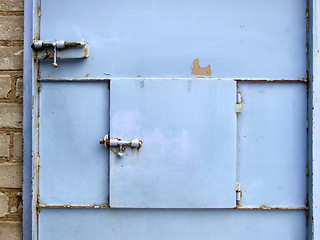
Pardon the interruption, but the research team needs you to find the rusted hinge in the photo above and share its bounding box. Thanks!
[236,181,242,204]
[235,92,242,113]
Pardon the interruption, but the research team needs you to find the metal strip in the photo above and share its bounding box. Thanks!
[235,206,307,210]
[38,77,308,82]
[308,1,320,239]
[38,203,306,210]
[22,0,33,239]
[38,203,110,209]
[31,0,41,240]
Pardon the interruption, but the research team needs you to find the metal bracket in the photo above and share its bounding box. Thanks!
[100,134,143,158]
[31,39,89,68]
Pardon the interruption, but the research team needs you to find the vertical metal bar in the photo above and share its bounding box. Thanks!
[308,1,320,239]
[31,0,41,239]
[23,0,33,239]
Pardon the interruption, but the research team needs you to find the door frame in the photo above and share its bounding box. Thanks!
[22,0,320,239]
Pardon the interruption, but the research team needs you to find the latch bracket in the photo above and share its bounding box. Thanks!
[31,39,89,68]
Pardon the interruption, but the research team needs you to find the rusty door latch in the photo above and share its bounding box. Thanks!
[100,134,143,158]
[31,39,89,68]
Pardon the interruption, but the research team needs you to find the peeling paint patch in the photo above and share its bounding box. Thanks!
[191,58,212,76]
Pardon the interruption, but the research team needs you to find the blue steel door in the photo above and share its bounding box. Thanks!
[35,0,307,239]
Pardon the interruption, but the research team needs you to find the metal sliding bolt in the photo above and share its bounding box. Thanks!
[52,43,58,68]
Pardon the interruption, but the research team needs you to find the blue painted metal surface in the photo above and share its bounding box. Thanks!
[110,80,236,208]
[23,0,34,239]
[307,1,320,238]
[38,0,306,79]
[237,82,307,208]
[39,82,109,204]
[23,0,320,239]
[39,209,306,240]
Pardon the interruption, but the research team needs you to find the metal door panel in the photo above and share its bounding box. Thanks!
[39,208,306,240]
[39,82,109,204]
[237,82,307,208]
[27,0,313,239]
[109,80,236,208]
[39,0,306,79]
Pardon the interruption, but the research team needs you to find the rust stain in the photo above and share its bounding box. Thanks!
[236,190,242,198]
[234,205,307,210]
[37,5,41,16]
[138,140,144,149]
[259,205,271,209]
[67,42,83,47]
[235,204,244,208]
[99,138,110,148]
[83,45,89,58]
[191,58,212,76]
[136,143,142,159]
[38,83,42,93]
[136,140,143,158]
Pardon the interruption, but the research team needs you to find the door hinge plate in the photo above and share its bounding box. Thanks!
[236,181,242,204]
[235,92,242,113]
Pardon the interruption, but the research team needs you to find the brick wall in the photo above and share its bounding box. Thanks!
[0,0,24,239]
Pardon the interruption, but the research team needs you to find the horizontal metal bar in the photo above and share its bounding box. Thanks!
[38,203,306,210]
[32,40,87,49]
[38,77,308,82]
[38,203,110,209]
[235,206,307,210]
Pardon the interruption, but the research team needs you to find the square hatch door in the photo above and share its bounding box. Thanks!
[109,80,236,208]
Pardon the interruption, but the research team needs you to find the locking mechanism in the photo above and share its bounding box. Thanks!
[31,39,89,68]
[100,134,143,158]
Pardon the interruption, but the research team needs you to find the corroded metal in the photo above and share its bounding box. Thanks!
[31,1,41,240]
